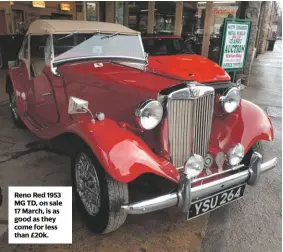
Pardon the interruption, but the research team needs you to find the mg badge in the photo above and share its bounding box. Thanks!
[191,88,200,97]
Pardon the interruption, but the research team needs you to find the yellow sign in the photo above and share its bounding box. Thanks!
[60,3,71,11]
[32,1,45,8]
[10,1,14,5]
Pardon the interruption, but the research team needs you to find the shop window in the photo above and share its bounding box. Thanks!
[128,15,137,30]
[12,9,25,34]
[87,2,99,21]
[30,35,49,77]
[128,1,177,33]
[128,1,148,31]
[115,2,124,25]
[139,15,147,31]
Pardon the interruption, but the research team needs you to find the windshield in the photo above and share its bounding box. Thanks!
[53,33,145,62]
[142,38,194,56]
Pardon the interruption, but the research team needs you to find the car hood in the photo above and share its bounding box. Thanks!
[59,61,180,95]
[147,54,231,83]
[59,56,230,97]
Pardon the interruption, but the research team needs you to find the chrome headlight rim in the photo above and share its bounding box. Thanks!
[227,143,245,166]
[135,99,163,130]
[184,154,204,179]
[219,87,241,113]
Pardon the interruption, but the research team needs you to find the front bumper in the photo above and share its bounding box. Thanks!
[121,152,278,214]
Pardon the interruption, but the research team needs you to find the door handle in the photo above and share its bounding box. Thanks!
[41,92,52,97]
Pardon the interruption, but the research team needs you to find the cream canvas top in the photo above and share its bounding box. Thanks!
[26,20,140,35]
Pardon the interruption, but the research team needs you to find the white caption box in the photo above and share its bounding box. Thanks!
[9,186,72,244]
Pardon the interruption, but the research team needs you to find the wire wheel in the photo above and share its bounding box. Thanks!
[75,152,101,216]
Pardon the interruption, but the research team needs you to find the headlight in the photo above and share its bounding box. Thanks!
[227,144,244,166]
[184,154,204,179]
[220,87,241,113]
[135,100,163,130]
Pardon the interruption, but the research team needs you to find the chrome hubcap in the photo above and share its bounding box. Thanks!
[75,153,101,216]
[10,93,18,119]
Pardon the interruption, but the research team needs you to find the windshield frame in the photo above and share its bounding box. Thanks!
[51,32,147,66]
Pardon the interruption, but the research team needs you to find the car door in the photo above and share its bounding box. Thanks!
[9,36,31,116]
[25,34,58,127]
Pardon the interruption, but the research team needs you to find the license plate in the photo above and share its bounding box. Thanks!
[187,184,246,220]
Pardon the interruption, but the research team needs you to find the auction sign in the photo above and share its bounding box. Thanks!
[219,18,252,71]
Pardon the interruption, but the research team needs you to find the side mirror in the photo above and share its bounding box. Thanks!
[68,96,89,114]
[8,60,19,68]
[68,96,96,123]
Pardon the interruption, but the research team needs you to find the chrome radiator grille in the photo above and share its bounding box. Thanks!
[167,89,215,168]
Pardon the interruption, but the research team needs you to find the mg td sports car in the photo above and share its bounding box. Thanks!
[5,20,278,234]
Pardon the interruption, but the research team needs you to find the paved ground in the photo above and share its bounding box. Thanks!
[0,41,281,252]
[201,41,282,252]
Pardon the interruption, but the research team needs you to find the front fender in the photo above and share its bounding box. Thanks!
[66,117,180,183]
[210,99,274,155]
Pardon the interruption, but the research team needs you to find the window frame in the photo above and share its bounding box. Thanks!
[29,34,50,78]
[18,35,29,60]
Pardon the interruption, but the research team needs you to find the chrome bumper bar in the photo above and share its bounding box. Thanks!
[121,152,278,214]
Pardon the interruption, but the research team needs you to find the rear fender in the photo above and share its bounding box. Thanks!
[210,99,274,155]
[66,117,180,184]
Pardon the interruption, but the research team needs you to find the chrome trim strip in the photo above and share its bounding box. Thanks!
[121,153,278,214]
[168,85,214,100]
[192,164,245,183]
[260,157,279,173]
[53,56,147,66]
[138,33,148,64]
[191,169,249,200]
[121,193,178,215]
[246,152,262,186]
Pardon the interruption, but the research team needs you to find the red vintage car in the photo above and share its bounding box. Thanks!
[6,20,278,234]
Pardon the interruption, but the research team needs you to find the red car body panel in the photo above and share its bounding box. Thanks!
[58,61,180,151]
[209,99,274,156]
[8,64,29,115]
[63,98,273,184]
[66,117,180,183]
[8,59,274,184]
[147,55,231,83]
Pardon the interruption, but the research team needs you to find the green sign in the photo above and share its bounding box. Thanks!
[219,18,252,71]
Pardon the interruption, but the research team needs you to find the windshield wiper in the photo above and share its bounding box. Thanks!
[56,32,79,41]
[100,32,120,40]
[56,31,101,41]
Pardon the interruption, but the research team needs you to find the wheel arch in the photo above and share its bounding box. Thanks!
[63,119,180,184]
[210,99,274,156]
